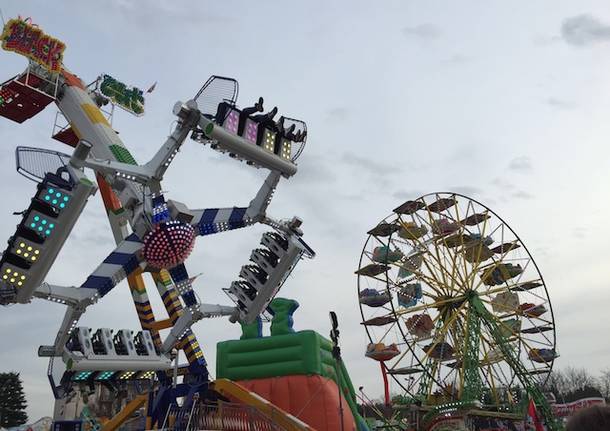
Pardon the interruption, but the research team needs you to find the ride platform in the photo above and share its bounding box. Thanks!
[52,125,79,146]
[0,72,56,123]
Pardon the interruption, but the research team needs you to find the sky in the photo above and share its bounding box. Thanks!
[1,0,610,421]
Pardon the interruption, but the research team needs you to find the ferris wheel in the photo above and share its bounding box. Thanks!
[356,192,558,411]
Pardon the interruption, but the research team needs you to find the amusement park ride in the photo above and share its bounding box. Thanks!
[357,193,561,430]
[0,17,317,430]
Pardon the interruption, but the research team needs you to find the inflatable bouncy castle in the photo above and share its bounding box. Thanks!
[216,298,369,431]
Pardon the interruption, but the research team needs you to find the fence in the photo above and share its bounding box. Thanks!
[160,402,287,431]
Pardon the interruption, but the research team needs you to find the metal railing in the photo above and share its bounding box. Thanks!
[160,402,287,431]
[15,145,71,183]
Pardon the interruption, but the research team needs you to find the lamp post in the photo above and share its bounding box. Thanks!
[329,311,345,431]
[358,386,365,419]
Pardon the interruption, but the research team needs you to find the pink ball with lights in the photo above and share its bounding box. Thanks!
[142,220,196,269]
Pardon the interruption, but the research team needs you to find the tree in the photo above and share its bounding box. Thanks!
[545,367,606,403]
[0,372,28,427]
[563,366,596,392]
[546,368,569,401]
[597,369,610,401]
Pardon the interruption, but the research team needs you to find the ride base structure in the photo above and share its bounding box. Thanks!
[0,16,369,431]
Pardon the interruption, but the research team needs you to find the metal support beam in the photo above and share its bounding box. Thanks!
[197,114,297,177]
[161,303,235,353]
[101,394,147,431]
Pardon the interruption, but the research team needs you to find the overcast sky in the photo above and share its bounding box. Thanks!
[1,0,610,421]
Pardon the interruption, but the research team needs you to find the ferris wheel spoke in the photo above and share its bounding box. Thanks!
[476,279,542,298]
[478,333,501,403]
[422,203,452,291]
[421,253,463,296]
[399,305,444,336]
[393,242,449,297]
[375,320,400,345]
[394,293,465,317]
[472,259,519,295]
[462,212,495,291]
[393,259,451,298]
[483,364,506,406]
[363,266,446,301]
[478,296,554,329]
[439,232,471,294]
[420,257,456,296]
[386,240,445,290]
[403,211,456,294]
[436,201,492,293]
[473,244,532,295]
[517,334,555,348]
[445,313,468,396]
[442,201,482,292]
[428,249,464,294]
[369,234,393,248]
[497,257,533,263]
[388,342,415,370]
[483,347,523,400]
[430,235,470,293]
[481,307,552,375]
[419,301,468,363]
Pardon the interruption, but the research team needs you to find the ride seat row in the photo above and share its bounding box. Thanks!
[213,97,306,161]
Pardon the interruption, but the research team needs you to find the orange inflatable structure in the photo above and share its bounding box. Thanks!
[236,375,357,431]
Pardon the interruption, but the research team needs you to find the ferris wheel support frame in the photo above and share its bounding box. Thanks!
[421,294,559,430]
[473,296,560,431]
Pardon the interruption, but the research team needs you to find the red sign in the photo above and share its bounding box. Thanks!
[551,397,605,417]
[1,18,65,72]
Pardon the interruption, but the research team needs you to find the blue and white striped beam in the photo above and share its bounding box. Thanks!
[168,263,198,307]
[80,233,143,297]
[190,207,254,236]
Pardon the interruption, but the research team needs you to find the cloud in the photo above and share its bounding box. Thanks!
[532,34,561,46]
[95,0,234,30]
[393,187,482,202]
[450,186,482,197]
[325,107,349,122]
[392,190,425,201]
[402,23,440,40]
[512,190,533,200]
[491,177,515,190]
[444,144,479,164]
[508,156,532,172]
[572,227,587,239]
[290,154,337,185]
[546,98,577,110]
[341,153,400,177]
[481,196,497,206]
[447,54,472,65]
[69,231,115,248]
[561,14,610,46]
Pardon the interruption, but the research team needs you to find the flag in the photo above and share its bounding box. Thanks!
[525,399,545,431]
[146,81,157,93]
[187,273,202,285]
